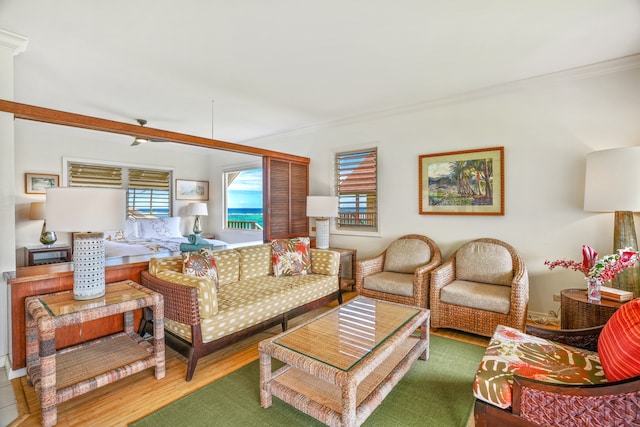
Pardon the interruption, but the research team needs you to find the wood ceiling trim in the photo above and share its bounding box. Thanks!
[0,99,310,164]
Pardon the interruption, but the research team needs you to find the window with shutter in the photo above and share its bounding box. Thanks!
[68,162,172,217]
[335,148,378,231]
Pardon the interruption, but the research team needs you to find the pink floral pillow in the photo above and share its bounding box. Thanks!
[271,237,311,277]
[182,250,219,290]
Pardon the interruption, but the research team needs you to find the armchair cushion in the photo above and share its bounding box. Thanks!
[383,238,431,273]
[363,271,414,297]
[440,280,511,314]
[456,241,513,286]
[598,298,640,382]
[473,325,606,410]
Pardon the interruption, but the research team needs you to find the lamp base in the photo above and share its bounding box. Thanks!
[315,218,330,249]
[73,232,106,300]
[193,215,202,234]
[612,210,640,297]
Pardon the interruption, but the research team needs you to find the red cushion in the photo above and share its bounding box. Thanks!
[598,297,640,382]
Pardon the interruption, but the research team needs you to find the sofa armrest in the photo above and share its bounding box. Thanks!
[310,248,341,276]
[525,324,603,352]
[141,270,201,326]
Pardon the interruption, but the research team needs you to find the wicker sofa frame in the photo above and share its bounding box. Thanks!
[474,324,640,426]
[355,234,442,308]
[140,270,341,382]
[430,238,528,337]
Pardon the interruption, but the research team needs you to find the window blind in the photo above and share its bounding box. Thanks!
[335,148,378,230]
[127,169,171,217]
[68,163,123,188]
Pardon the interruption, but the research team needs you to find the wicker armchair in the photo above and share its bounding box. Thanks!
[355,234,441,308]
[430,238,528,337]
[474,323,640,426]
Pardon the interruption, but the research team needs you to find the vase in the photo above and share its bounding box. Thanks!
[587,277,602,303]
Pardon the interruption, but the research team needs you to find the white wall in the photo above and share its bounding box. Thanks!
[250,58,640,316]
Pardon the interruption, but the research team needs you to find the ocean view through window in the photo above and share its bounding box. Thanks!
[225,168,263,230]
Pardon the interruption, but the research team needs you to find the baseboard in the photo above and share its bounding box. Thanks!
[4,356,26,379]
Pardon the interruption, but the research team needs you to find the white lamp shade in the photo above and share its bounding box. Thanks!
[584,147,640,212]
[306,196,338,218]
[29,202,46,220]
[46,187,126,232]
[187,202,208,216]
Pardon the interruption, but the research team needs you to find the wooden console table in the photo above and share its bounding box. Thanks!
[561,288,624,329]
[25,280,165,427]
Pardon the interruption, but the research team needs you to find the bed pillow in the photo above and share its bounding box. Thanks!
[183,251,219,291]
[598,298,640,382]
[271,237,311,277]
[124,218,139,239]
[138,217,182,239]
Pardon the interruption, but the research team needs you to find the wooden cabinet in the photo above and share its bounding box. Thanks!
[25,244,72,266]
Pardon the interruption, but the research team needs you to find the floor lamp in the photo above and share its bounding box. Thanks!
[46,187,126,300]
[307,196,338,249]
[584,147,640,297]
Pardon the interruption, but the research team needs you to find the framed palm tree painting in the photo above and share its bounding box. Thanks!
[419,147,504,215]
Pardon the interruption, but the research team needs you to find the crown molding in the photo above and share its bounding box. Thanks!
[0,29,28,55]
[245,53,640,144]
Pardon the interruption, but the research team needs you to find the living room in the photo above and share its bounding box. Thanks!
[1,2,640,426]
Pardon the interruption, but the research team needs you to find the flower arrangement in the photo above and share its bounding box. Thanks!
[545,245,638,300]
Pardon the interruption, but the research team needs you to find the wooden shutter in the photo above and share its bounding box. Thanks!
[336,148,378,230]
[128,169,172,217]
[68,163,123,188]
[263,157,309,241]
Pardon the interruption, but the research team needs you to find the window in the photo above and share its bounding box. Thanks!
[335,148,378,231]
[224,167,263,230]
[68,162,172,217]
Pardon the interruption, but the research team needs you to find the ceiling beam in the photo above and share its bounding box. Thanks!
[0,99,310,164]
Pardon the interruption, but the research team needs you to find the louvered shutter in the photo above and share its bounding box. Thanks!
[335,148,378,230]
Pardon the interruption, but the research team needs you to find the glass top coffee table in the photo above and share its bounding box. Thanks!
[259,296,430,426]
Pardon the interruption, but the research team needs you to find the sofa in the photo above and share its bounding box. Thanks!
[140,240,342,381]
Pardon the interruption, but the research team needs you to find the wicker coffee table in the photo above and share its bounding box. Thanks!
[259,296,429,427]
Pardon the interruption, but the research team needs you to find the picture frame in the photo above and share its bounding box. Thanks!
[419,146,504,215]
[175,179,209,201]
[25,173,60,194]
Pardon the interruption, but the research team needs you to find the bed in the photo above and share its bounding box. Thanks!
[104,217,228,258]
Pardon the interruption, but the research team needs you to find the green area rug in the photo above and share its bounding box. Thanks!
[131,335,485,427]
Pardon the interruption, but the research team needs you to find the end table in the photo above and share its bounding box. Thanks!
[560,288,624,329]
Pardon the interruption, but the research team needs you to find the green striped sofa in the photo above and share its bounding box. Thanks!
[140,243,342,381]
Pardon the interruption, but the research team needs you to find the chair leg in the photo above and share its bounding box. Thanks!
[185,348,198,382]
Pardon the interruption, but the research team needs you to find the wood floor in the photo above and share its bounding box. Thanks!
[9,293,489,427]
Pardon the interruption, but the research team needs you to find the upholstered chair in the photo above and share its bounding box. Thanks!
[430,238,528,337]
[355,234,441,308]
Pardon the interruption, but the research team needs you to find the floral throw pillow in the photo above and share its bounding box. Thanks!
[271,237,311,277]
[182,250,219,290]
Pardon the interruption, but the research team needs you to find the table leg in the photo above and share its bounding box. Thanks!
[152,297,166,379]
[38,323,58,427]
[259,352,273,408]
[341,381,357,426]
[420,316,430,361]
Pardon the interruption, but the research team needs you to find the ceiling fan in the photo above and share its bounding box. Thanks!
[130,119,165,146]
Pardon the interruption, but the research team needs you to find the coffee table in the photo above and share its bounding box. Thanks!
[259,296,429,427]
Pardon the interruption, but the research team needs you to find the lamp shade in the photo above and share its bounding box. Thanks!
[46,187,126,232]
[29,202,46,220]
[186,202,208,216]
[306,196,338,218]
[584,147,640,212]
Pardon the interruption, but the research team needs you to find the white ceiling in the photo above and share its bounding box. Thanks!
[1,0,640,144]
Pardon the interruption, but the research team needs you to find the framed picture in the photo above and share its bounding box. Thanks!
[419,146,504,215]
[175,179,209,201]
[25,173,59,194]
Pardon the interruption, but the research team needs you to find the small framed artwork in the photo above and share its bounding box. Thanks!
[419,146,504,215]
[175,179,209,201]
[25,173,60,194]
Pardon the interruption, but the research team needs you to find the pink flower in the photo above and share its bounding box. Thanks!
[545,245,639,283]
[582,245,597,273]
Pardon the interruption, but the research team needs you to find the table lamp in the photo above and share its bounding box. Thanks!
[307,196,338,249]
[46,187,126,300]
[584,147,640,297]
[29,201,57,246]
[186,202,208,234]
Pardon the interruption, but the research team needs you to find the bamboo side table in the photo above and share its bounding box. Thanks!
[560,288,624,329]
[25,280,165,427]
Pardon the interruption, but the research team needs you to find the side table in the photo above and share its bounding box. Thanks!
[24,244,72,266]
[327,247,357,291]
[25,280,165,427]
[560,288,624,329]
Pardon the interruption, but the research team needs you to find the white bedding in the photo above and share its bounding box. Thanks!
[103,217,227,258]
[105,237,228,258]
